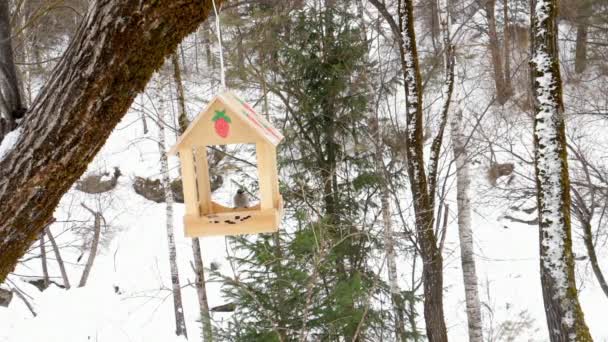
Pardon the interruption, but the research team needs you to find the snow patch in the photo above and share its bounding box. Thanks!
[0,127,22,162]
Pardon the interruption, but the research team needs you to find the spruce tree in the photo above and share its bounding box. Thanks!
[214,2,419,341]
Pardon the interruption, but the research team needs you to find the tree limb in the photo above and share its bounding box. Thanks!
[0,0,221,283]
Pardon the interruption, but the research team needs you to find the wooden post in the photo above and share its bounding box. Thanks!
[256,143,279,210]
[194,146,213,214]
[179,148,199,216]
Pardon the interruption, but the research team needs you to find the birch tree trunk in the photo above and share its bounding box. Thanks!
[39,234,49,289]
[450,109,483,342]
[530,1,593,340]
[381,143,408,342]
[79,204,102,288]
[357,1,408,337]
[579,211,608,299]
[172,55,213,341]
[46,227,70,290]
[0,0,220,284]
[192,239,214,341]
[158,96,188,338]
[370,117,408,342]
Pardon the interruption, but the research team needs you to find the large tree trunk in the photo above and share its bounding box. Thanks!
[450,109,483,342]
[0,0,220,284]
[0,0,24,135]
[485,0,508,105]
[530,1,593,340]
[157,95,188,338]
[398,1,448,341]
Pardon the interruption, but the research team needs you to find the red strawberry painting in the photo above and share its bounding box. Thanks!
[212,110,231,138]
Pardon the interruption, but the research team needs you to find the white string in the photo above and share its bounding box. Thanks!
[211,0,226,90]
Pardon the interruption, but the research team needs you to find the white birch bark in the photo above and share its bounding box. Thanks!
[45,227,70,290]
[381,157,409,342]
[171,54,213,341]
[450,109,483,342]
[357,1,408,337]
[192,239,213,341]
[39,234,49,289]
[370,117,408,341]
[157,95,188,338]
[79,204,102,288]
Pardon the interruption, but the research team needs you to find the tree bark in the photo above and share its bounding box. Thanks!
[0,0,24,134]
[39,234,49,289]
[451,109,483,342]
[356,2,408,337]
[157,95,188,338]
[192,239,214,341]
[429,0,441,53]
[46,227,70,290]
[397,1,449,341]
[530,1,593,340]
[580,213,608,299]
[0,0,220,284]
[571,189,608,300]
[78,204,102,288]
[202,21,214,69]
[369,115,408,342]
[485,0,508,105]
[172,57,213,340]
[172,52,190,131]
[574,0,592,74]
[503,0,513,96]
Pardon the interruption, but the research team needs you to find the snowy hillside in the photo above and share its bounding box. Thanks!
[1,90,607,341]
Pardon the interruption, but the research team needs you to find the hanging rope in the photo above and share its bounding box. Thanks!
[211,0,226,90]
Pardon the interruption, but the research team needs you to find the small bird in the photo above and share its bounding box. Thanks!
[233,189,250,208]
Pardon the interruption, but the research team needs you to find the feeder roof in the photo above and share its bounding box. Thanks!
[168,91,283,154]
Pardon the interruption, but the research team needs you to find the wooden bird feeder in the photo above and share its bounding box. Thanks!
[168,91,284,237]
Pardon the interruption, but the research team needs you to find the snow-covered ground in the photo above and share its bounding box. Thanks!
[1,91,607,341]
[0,101,234,342]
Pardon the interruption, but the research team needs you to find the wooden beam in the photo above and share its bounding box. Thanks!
[179,148,199,216]
[184,208,280,237]
[194,146,213,215]
[256,143,279,210]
